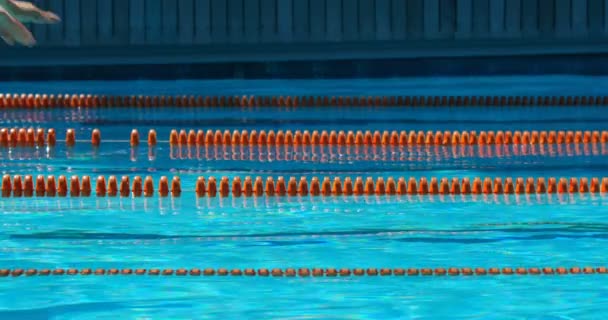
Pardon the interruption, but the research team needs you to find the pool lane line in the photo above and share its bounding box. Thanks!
[3,142,607,162]
[4,93,608,107]
[4,141,607,162]
[0,128,55,147]
[166,144,608,161]
[2,128,608,148]
[1,267,607,277]
[0,128,150,148]
[167,129,608,147]
[2,175,608,198]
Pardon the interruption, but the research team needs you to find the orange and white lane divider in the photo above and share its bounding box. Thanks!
[0,128,147,147]
[168,129,608,147]
[0,175,179,198]
[168,144,608,161]
[0,128,56,147]
[3,128,607,148]
[2,93,608,107]
[2,175,607,198]
[0,266,606,277]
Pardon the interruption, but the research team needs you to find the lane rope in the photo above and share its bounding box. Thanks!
[2,128,607,148]
[0,266,606,277]
[167,129,608,147]
[166,144,608,161]
[3,94,608,107]
[2,140,605,162]
[2,175,607,198]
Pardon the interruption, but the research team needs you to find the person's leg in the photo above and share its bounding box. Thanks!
[2,0,60,23]
[0,0,60,47]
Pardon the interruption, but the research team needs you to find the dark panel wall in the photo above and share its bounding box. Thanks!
[25,0,608,46]
[4,0,608,67]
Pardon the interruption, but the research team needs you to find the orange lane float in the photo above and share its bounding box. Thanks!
[148,130,157,146]
[170,143,608,161]
[2,128,606,148]
[130,129,140,146]
[3,93,608,107]
[0,266,606,277]
[169,129,608,147]
[91,129,101,147]
[1,175,608,198]
[0,128,55,147]
[2,174,177,198]
[65,129,76,147]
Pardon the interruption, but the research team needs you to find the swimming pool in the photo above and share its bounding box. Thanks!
[1,76,608,319]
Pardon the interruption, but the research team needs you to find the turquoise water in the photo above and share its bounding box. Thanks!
[1,77,608,319]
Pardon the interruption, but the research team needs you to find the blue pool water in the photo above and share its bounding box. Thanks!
[1,77,608,319]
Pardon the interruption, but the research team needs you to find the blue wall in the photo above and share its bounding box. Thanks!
[2,0,608,72]
[27,0,608,46]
